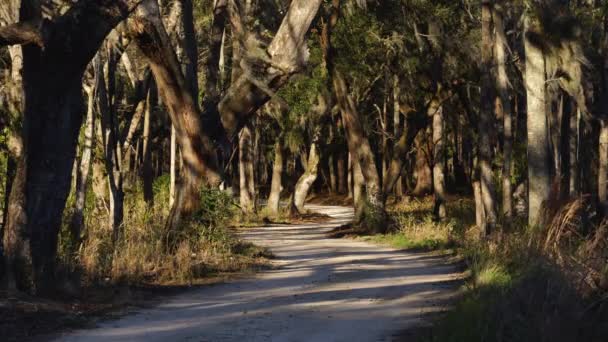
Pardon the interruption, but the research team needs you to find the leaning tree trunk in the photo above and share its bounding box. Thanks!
[267,141,284,216]
[129,0,222,230]
[524,13,551,226]
[334,72,386,233]
[494,3,513,220]
[290,141,321,215]
[218,0,323,139]
[479,0,498,235]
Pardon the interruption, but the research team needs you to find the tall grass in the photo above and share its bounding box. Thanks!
[381,196,608,342]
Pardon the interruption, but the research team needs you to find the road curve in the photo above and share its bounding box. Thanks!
[53,205,461,342]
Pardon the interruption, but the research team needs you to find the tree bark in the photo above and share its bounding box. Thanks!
[337,153,346,194]
[569,106,580,196]
[1,0,141,294]
[94,50,124,242]
[413,131,433,196]
[142,87,154,204]
[290,141,320,214]
[393,74,403,197]
[524,13,551,226]
[431,98,447,220]
[68,85,95,249]
[218,0,323,139]
[479,0,498,234]
[352,157,365,221]
[239,122,256,214]
[170,124,177,207]
[599,119,608,212]
[129,0,221,230]
[383,109,427,196]
[334,72,386,233]
[493,3,513,220]
[267,141,283,215]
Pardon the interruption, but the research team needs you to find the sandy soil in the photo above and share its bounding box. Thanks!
[52,205,461,342]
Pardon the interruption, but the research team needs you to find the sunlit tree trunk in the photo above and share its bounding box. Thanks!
[268,141,283,215]
[431,98,447,220]
[290,141,320,214]
[129,0,222,231]
[239,123,256,214]
[599,119,608,212]
[170,125,177,207]
[524,13,551,226]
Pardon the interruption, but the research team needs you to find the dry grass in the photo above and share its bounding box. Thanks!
[65,176,272,287]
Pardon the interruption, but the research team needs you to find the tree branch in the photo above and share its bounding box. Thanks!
[0,20,45,48]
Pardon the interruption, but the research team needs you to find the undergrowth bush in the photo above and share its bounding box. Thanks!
[64,175,269,286]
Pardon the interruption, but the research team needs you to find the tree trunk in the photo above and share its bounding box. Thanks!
[239,123,256,214]
[599,119,608,212]
[334,72,386,233]
[170,124,177,207]
[142,87,154,204]
[494,3,513,220]
[290,142,320,214]
[413,132,433,196]
[337,154,346,194]
[218,0,323,139]
[570,106,580,196]
[393,74,403,197]
[328,154,337,194]
[524,14,551,226]
[479,0,498,235]
[383,110,427,197]
[267,141,283,215]
[68,85,95,249]
[473,179,486,233]
[352,157,365,221]
[431,98,447,220]
[94,51,124,242]
[129,0,222,231]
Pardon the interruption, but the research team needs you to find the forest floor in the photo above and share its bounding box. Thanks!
[47,204,463,342]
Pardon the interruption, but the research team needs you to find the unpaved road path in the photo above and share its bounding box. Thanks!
[54,205,461,342]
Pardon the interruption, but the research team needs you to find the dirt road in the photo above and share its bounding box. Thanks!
[53,205,461,342]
